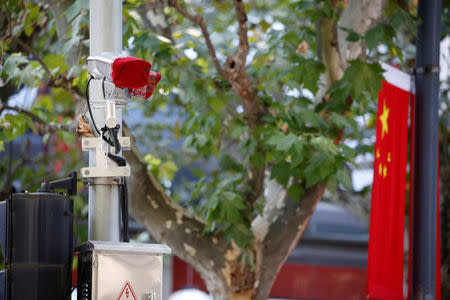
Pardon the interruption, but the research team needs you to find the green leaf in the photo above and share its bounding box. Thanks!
[65,0,89,21]
[347,60,384,99]
[365,24,395,49]
[220,196,244,223]
[159,161,178,181]
[329,59,383,104]
[291,57,325,93]
[73,68,89,92]
[21,64,38,86]
[174,121,181,141]
[24,4,40,37]
[52,88,73,106]
[291,142,305,166]
[259,20,271,32]
[346,31,361,42]
[144,153,162,167]
[293,0,317,10]
[365,24,384,48]
[0,141,4,152]
[335,168,352,190]
[2,114,30,139]
[61,131,76,145]
[1,54,30,84]
[297,111,327,129]
[224,224,253,248]
[390,9,418,35]
[265,132,298,152]
[271,161,290,186]
[195,133,208,147]
[310,136,338,154]
[207,97,224,113]
[329,112,356,130]
[288,184,304,200]
[304,153,335,187]
[35,95,53,112]
[43,54,69,73]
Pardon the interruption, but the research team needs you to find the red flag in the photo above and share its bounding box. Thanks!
[366,80,410,299]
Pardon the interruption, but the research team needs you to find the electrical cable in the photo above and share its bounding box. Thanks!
[119,178,129,242]
[64,209,78,298]
[102,77,106,99]
[123,177,129,242]
[85,75,101,135]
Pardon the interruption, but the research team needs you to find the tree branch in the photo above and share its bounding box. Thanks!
[316,3,344,87]
[47,75,84,98]
[11,36,52,75]
[233,0,249,63]
[167,0,225,78]
[0,103,72,134]
[9,36,84,98]
[223,0,263,129]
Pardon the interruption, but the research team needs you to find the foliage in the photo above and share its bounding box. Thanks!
[0,0,427,251]
[0,1,86,231]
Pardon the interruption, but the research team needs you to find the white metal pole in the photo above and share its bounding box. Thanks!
[88,0,123,241]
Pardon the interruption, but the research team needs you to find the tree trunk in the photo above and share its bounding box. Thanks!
[123,124,326,299]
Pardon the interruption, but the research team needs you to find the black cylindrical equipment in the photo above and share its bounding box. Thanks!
[6,193,73,300]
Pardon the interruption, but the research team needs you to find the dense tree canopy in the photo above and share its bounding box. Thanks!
[0,0,449,299]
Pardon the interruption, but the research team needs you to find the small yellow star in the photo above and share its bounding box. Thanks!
[387,152,391,163]
[376,149,380,159]
[379,101,390,139]
[383,165,387,178]
[379,163,383,176]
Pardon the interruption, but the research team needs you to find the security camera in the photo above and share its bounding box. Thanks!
[87,52,160,100]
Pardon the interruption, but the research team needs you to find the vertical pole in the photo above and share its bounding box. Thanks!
[411,0,441,298]
[88,0,123,241]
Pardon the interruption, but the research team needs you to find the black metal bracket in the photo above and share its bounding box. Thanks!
[413,65,440,75]
[39,172,78,196]
[101,124,121,154]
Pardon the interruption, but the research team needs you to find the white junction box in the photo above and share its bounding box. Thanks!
[77,241,171,300]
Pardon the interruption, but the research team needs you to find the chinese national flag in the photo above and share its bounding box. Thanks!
[366,80,410,299]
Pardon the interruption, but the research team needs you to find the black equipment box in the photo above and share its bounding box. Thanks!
[1,193,73,300]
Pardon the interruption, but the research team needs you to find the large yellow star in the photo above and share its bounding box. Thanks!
[379,101,390,139]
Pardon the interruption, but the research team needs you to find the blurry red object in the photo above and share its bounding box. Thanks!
[133,71,161,99]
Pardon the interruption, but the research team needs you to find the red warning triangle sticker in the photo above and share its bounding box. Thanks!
[117,281,137,300]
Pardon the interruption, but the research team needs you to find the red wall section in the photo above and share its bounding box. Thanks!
[270,263,367,300]
[173,256,367,300]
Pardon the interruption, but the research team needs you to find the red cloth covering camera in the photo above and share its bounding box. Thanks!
[112,57,151,89]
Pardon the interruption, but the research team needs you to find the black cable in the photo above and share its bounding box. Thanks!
[64,210,79,248]
[123,178,129,242]
[85,75,101,135]
[102,77,106,99]
[64,209,77,299]
[119,178,129,242]
[119,183,124,241]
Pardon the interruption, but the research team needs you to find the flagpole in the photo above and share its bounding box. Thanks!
[411,0,441,298]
